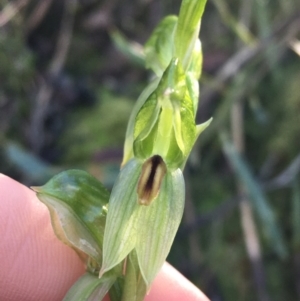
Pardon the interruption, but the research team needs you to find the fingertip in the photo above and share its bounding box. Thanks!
[0,175,85,301]
[146,263,210,301]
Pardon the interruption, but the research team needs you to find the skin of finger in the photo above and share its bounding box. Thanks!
[0,174,85,301]
[145,263,210,301]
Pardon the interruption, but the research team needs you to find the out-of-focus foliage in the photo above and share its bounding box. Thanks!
[1,0,300,300]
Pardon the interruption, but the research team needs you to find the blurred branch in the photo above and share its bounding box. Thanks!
[198,13,300,148]
[83,0,120,30]
[212,0,256,45]
[29,0,77,153]
[231,82,269,300]
[49,2,76,76]
[221,133,287,259]
[26,0,53,33]
[230,3,270,298]
[199,66,267,146]
[0,0,29,27]
[199,11,300,111]
[238,0,253,31]
[181,153,300,232]
[185,133,289,257]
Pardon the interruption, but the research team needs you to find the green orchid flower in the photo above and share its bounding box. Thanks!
[34,0,210,300]
[101,0,210,293]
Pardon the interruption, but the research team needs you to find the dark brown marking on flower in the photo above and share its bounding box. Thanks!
[137,155,167,206]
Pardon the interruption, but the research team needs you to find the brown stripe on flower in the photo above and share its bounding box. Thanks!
[137,155,167,206]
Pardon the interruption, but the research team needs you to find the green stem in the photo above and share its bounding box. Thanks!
[121,257,138,301]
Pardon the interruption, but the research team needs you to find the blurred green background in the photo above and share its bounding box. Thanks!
[1,0,300,300]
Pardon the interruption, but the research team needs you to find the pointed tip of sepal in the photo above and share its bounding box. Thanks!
[196,117,213,137]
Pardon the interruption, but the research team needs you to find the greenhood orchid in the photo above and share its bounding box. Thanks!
[33,0,210,300]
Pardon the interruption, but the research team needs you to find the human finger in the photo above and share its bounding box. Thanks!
[0,174,85,301]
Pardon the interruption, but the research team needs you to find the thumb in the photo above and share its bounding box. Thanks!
[0,174,85,301]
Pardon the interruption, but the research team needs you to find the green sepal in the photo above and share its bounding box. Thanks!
[63,272,116,301]
[33,170,109,265]
[187,39,203,80]
[136,167,185,287]
[175,0,207,70]
[144,15,178,76]
[196,117,213,137]
[100,159,143,275]
[133,58,197,169]
[185,73,199,114]
[100,157,185,288]
[186,38,202,112]
[179,118,212,170]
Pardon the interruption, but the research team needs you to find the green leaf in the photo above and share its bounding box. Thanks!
[5,142,58,184]
[144,15,178,76]
[33,170,109,264]
[136,168,185,287]
[100,159,143,275]
[110,29,145,67]
[63,273,115,301]
[175,0,207,70]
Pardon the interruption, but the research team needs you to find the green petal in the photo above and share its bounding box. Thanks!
[136,168,185,287]
[122,78,160,166]
[63,273,115,301]
[33,170,109,264]
[134,94,160,142]
[100,159,143,276]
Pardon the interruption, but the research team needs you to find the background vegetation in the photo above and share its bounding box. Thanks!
[1,0,300,300]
